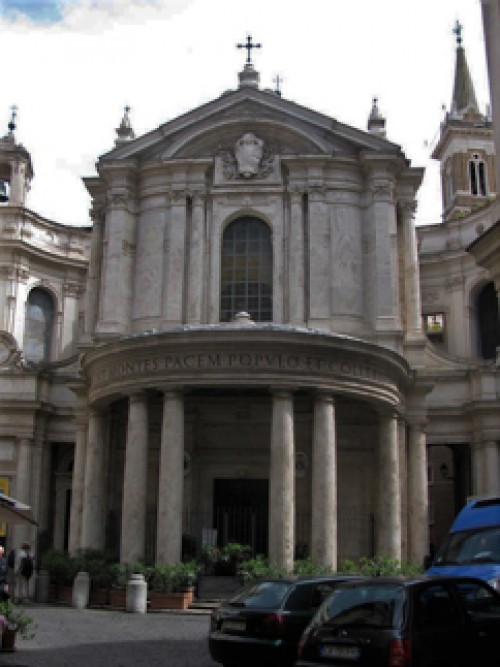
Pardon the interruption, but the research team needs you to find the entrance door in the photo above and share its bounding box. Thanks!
[213,479,268,555]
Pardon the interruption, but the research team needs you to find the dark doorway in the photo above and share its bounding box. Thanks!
[213,479,268,556]
[478,282,500,359]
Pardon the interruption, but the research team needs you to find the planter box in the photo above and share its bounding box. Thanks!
[197,575,244,601]
[55,584,73,605]
[89,587,110,606]
[1,627,17,652]
[149,591,191,610]
[109,589,127,608]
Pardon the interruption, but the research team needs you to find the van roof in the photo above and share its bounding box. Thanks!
[452,496,500,532]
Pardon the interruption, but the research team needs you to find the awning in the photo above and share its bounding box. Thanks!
[0,493,37,526]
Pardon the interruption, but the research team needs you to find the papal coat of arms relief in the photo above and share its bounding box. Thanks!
[217,132,277,180]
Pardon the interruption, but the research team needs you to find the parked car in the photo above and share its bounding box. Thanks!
[295,575,500,667]
[209,576,359,667]
[427,496,500,588]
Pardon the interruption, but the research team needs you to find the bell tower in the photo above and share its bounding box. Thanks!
[432,21,496,222]
[0,106,33,207]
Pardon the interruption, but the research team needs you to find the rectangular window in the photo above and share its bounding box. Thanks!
[424,313,445,344]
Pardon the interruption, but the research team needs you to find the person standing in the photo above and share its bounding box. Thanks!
[15,542,34,603]
[0,546,9,601]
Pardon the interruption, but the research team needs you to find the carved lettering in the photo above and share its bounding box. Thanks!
[93,351,383,388]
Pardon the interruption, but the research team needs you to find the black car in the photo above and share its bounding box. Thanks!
[209,576,359,667]
[296,575,500,667]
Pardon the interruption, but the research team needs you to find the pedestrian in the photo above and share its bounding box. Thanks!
[15,542,34,603]
[0,546,9,601]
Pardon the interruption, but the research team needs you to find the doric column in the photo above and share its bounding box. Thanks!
[13,437,32,547]
[407,420,429,565]
[288,189,305,324]
[157,390,184,564]
[163,191,187,325]
[187,192,205,324]
[68,414,88,555]
[399,199,423,340]
[121,392,149,564]
[377,411,401,560]
[269,390,295,572]
[311,393,337,570]
[81,408,106,550]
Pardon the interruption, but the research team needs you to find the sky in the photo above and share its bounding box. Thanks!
[0,0,490,227]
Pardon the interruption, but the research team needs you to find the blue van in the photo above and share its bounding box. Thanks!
[426,496,500,590]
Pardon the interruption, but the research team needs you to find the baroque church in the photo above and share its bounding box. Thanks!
[1,12,499,572]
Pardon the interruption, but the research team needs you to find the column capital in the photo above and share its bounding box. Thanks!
[397,198,418,219]
[313,390,335,405]
[128,390,149,403]
[270,387,295,399]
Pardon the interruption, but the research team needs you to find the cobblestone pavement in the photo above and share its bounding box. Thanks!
[0,604,218,667]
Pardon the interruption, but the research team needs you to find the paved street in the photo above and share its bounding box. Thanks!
[0,604,218,667]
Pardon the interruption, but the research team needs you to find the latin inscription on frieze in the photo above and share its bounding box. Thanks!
[94,351,383,387]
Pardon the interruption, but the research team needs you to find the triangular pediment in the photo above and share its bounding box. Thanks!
[101,87,402,166]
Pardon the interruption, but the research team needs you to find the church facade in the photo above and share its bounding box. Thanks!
[0,29,499,570]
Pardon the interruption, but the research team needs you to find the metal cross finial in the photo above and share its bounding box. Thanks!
[237,34,262,65]
[8,105,17,134]
[453,19,463,46]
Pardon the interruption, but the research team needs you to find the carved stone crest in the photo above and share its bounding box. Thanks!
[217,133,277,180]
[234,132,264,178]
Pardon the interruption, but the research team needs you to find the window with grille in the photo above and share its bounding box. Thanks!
[24,288,54,362]
[220,217,272,322]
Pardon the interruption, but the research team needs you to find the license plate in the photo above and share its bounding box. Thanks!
[319,644,361,660]
[223,620,246,633]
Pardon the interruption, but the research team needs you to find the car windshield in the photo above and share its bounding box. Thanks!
[314,583,405,630]
[227,581,291,609]
[433,527,500,565]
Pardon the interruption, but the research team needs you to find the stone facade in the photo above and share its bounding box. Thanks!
[0,39,499,570]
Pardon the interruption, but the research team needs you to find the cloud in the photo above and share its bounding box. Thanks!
[0,0,186,27]
[1,0,64,23]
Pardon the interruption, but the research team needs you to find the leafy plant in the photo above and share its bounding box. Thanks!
[39,549,77,586]
[147,562,197,593]
[338,556,423,577]
[109,561,147,590]
[200,543,252,575]
[293,558,333,576]
[73,549,114,589]
[238,555,287,582]
[0,600,36,640]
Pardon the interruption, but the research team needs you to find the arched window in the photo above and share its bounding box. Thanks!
[469,154,488,197]
[477,282,500,360]
[24,288,54,362]
[220,217,272,322]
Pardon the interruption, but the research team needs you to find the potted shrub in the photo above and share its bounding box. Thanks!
[74,549,113,606]
[197,543,249,600]
[0,600,35,650]
[147,562,197,609]
[40,549,77,603]
[109,562,146,608]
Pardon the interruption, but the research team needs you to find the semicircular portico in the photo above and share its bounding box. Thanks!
[83,326,411,410]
